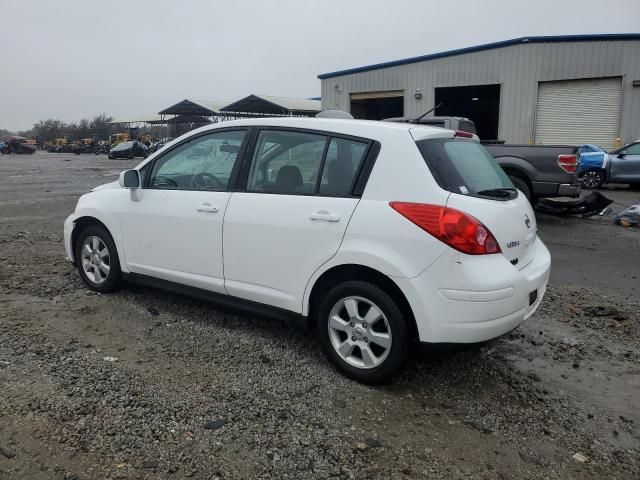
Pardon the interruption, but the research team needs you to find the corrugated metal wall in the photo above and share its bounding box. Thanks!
[320,40,640,145]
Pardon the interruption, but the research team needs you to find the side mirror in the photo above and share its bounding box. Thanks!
[119,169,140,189]
[619,151,627,157]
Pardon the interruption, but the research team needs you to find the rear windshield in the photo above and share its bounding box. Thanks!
[416,138,514,199]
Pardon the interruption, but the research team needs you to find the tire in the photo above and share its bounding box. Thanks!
[629,183,640,191]
[509,175,531,202]
[128,151,134,160]
[581,169,604,189]
[74,224,122,293]
[316,280,408,384]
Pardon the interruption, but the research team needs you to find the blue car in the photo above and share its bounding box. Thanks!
[579,142,640,189]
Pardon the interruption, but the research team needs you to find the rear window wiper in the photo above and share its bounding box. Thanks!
[477,187,517,198]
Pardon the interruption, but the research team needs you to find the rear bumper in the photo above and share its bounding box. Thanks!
[395,237,551,343]
[557,183,581,197]
[531,181,580,198]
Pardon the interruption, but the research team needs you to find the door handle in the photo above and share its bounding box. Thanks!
[196,203,219,213]
[310,210,341,222]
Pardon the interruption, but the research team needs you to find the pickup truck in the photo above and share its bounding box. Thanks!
[385,116,580,202]
[483,144,579,201]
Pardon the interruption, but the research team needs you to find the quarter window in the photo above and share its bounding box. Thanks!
[148,130,246,190]
[319,138,368,195]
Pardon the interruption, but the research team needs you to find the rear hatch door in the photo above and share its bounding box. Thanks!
[413,132,537,268]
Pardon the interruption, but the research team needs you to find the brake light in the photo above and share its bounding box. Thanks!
[558,154,577,174]
[454,130,474,138]
[389,202,501,255]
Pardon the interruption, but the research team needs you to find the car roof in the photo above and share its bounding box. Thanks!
[185,117,449,142]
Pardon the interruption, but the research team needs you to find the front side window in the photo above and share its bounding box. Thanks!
[247,130,327,194]
[623,143,640,155]
[148,130,246,190]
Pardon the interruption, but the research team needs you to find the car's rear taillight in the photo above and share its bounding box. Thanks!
[389,202,501,255]
[454,130,474,138]
[558,154,577,174]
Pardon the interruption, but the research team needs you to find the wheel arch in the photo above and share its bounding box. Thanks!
[305,263,418,340]
[70,214,124,269]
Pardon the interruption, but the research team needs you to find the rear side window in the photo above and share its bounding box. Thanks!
[416,138,514,198]
[247,130,326,194]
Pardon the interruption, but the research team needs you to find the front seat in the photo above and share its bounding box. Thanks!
[274,165,303,193]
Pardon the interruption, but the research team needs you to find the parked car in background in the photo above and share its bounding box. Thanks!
[64,118,550,383]
[108,140,148,159]
[0,136,36,154]
[385,116,579,202]
[73,143,98,155]
[579,142,640,189]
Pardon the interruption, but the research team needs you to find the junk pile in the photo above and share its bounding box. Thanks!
[536,191,613,217]
[614,205,640,228]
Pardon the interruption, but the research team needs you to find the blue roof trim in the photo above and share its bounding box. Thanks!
[317,33,640,79]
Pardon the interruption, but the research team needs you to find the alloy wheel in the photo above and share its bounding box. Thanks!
[80,236,110,284]
[328,296,392,369]
[582,171,601,189]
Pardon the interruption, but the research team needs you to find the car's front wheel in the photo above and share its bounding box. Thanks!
[582,169,604,189]
[75,225,122,293]
[317,281,408,383]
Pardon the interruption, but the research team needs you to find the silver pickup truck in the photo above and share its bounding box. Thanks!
[386,116,580,202]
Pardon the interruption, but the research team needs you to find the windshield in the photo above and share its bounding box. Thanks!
[416,138,515,199]
[113,141,133,151]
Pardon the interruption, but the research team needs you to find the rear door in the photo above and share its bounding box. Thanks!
[223,128,372,312]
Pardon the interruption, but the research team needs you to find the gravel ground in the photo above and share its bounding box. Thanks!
[1,152,639,479]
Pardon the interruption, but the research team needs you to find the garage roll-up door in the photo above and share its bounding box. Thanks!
[534,77,622,150]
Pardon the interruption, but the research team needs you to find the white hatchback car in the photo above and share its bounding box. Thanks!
[64,118,550,383]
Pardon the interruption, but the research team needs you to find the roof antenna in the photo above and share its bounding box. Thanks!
[412,102,443,123]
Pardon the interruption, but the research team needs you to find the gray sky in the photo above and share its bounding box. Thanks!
[2,0,638,131]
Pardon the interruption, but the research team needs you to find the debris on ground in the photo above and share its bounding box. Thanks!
[536,191,613,217]
[614,204,640,228]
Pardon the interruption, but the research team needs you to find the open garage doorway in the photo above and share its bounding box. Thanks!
[350,91,404,120]
[434,84,501,141]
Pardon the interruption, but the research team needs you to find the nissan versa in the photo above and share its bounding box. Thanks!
[64,118,551,383]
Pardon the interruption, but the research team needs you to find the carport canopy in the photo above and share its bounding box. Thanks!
[220,94,321,116]
[158,99,231,117]
[109,114,166,125]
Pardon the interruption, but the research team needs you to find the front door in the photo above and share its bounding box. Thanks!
[223,129,371,312]
[609,143,640,183]
[121,129,248,293]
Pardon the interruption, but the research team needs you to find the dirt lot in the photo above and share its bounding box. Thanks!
[1,152,639,480]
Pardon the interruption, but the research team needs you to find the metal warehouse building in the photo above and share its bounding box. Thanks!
[318,34,640,149]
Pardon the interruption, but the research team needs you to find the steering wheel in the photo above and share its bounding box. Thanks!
[190,172,224,190]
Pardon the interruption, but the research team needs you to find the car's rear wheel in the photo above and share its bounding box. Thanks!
[317,280,408,383]
[582,169,604,189]
[75,225,122,293]
[509,175,531,202]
